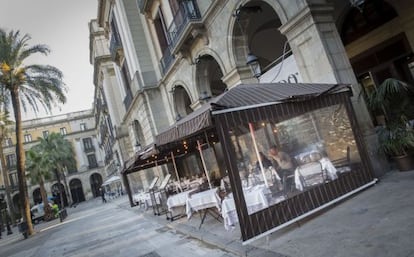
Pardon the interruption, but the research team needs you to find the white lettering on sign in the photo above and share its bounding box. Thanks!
[259,55,303,84]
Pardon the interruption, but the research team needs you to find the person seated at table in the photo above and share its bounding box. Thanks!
[268,145,295,194]
[256,151,273,170]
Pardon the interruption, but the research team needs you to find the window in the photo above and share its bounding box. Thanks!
[80,123,87,131]
[9,172,18,189]
[42,130,49,138]
[154,8,169,54]
[60,127,67,135]
[24,134,32,143]
[83,137,94,151]
[4,137,12,147]
[87,154,98,168]
[6,154,17,170]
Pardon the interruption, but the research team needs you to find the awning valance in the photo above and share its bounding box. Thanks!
[123,83,351,174]
[155,83,350,146]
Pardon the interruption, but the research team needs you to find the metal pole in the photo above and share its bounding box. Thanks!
[197,140,212,189]
[170,152,181,191]
[248,123,269,188]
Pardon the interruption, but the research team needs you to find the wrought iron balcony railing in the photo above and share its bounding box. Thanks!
[160,46,175,75]
[167,0,201,50]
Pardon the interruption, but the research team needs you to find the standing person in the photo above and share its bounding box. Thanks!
[268,145,295,193]
[100,187,107,203]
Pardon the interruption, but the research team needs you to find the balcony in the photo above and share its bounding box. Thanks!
[109,33,124,65]
[160,46,175,75]
[167,0,204,55]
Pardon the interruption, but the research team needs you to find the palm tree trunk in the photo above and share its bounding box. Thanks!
[39,178,53,221]
[0,139,16,225]
[10,89,33,235]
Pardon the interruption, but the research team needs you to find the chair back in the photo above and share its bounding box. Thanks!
[297,161,325,188]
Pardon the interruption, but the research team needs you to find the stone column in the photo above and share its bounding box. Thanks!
[279,4,388,176]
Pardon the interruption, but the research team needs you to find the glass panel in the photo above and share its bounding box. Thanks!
[228,104,361,215]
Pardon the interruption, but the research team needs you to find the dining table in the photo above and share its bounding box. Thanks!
[221,184,271,230]
[185,187,222,229]
[294,157,338,191]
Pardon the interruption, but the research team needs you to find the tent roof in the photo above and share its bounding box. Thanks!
[102,175,121,186]
[123,83,351,174]
[155,83,350,146]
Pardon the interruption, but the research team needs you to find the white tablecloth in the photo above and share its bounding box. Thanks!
[294,157,338,191]
[185,188,221,218]
[166,188,198,211]
[221,184,270,230]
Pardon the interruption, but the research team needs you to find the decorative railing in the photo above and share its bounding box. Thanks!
[160,46,175,75]
[167,0,201,49]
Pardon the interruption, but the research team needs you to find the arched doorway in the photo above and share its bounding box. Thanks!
[90,173,103,198]
[133,120,146,150]
[69,179,85,204]
[339,0,414,125]
[232,1,289,80]
[32,188,41,205]
[51,183,68,208]
[195,55,227,97]
[172,85,192,120]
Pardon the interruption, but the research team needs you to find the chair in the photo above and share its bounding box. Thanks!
[296,161,326,189]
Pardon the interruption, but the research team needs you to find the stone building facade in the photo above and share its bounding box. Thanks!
[1,110,106,209]
[90,0,414,189]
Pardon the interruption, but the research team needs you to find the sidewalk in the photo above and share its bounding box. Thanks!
[117,169,414,257]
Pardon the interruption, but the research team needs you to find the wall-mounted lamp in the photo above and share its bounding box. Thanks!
[246,53,261,78]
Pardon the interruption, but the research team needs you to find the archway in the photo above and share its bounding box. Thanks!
[232,1,289,77]
[32,188,41,205]
[133,120,146,150]
[90,173,103,198]
[51,183,68,208]
[172,85,192,120]
[195,55,227,97]
[339,0,414,124]
[69,179,85,204]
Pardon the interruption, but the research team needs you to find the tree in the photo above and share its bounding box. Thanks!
[0,30,66,236]
[38,132,75,207]
[25,146,54,221]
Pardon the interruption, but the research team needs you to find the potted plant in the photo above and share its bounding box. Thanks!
[367,78,414,171]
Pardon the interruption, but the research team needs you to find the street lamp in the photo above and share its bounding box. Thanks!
[246,52,261,78]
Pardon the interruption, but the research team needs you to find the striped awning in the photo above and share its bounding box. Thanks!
[155,83,350,146]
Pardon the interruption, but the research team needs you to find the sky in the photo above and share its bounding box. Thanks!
[0,0,98,120]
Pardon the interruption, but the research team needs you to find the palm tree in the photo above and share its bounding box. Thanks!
[39,132,75,207]
[0,29,66,235]
[25,146,54,221]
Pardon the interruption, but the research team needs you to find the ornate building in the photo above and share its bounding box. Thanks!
[1,110,106,209]
[89,0,414,241]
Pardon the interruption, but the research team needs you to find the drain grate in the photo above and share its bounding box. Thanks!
[139,252,161,257]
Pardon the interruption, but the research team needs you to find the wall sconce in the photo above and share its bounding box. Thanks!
[246,52,261,78]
